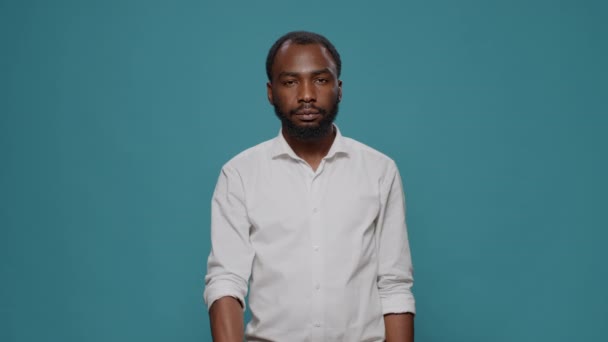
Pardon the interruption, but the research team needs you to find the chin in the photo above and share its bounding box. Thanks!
[294,120,322,127]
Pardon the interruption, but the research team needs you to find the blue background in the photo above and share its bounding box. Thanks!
[1,0,606,341]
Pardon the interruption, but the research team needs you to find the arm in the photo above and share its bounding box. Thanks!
[204,166,254,340]
[377,162,416,339]
[210,296,245,342]
[384,313,414,342]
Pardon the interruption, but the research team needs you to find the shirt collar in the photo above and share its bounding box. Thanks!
[270,125,350,160]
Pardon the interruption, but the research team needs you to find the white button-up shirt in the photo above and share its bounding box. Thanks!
[204,127,415,341]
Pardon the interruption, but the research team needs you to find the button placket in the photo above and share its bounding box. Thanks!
[309,167,324,340]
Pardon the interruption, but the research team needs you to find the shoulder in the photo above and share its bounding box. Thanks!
[342,136,398,172]
[342,136,406,193]
[221,137,276,171]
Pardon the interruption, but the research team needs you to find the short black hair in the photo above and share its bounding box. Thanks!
[266,31,342,81]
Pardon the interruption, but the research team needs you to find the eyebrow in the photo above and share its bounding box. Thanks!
[278,68,333,78]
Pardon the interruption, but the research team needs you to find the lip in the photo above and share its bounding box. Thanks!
[294,112,321,121]
[295,108,320,115]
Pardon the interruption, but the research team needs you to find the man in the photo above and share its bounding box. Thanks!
[204,31,415,342]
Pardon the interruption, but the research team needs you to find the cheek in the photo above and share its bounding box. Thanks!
[320,88,340,103]
[273,90,296,107]
[324,85,339,96]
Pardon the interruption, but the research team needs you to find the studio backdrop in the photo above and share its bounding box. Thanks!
[1,0,606,341]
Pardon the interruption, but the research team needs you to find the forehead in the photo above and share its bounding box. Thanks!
[272,42,337,76]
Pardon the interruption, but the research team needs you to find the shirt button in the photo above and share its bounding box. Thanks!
[314,323,321,327]
[312,245,319,251]
[312,207,318,213]
[315,284,320,290]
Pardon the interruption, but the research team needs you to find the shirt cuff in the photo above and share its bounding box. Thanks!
[381,293,416,315]
[204,282,247,312]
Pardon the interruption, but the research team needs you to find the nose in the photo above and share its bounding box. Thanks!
[298,80,316,103]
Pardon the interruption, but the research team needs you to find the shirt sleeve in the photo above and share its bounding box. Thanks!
[203,166,254,311]
[376,161,416,315]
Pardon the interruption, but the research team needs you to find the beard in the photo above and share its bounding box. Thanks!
[273,99,339,141]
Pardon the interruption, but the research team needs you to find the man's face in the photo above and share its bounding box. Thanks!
[267,42,342,140]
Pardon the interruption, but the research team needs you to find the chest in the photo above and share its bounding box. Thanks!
[244,159,382,243]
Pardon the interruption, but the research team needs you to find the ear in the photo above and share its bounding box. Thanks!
[337,79,343,102]
[266,82,274,105]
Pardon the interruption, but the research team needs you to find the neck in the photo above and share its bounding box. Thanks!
[282,125,336,170]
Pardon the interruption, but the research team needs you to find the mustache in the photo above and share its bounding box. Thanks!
[290,104,327,115]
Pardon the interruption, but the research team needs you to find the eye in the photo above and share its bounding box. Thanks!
[282,79,297,87]
[315,78,328,84]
